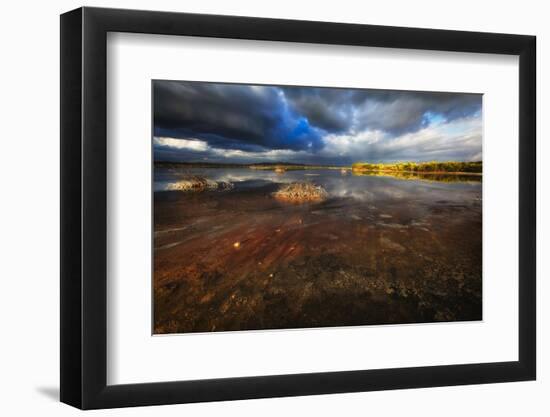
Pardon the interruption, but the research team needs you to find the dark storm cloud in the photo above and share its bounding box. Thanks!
[352,90,481,134]
[153,80,482,164]
[282,87,481,135]
[282,87,355,132]
[154,81,324,152]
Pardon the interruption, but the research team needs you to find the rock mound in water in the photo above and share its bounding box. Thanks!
[273,182,328,203]
[166,175,233,192]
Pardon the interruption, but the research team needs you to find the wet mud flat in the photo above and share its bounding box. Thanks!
[154,171,482,334]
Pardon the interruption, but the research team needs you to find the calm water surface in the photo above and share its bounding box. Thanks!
[153,167,482,334]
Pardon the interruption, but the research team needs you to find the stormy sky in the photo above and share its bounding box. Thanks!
[153,80,482,165]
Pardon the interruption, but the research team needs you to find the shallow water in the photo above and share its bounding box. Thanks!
[153,167,482,334]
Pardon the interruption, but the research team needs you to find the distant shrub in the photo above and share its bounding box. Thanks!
[273,182,328,203]
[166,175,233,191]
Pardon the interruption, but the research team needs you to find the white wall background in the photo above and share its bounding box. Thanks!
[0,0,546,415]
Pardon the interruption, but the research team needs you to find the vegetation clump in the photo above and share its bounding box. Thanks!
[351,161,482,174]
[273,182,328,203]
[166,175,233,191]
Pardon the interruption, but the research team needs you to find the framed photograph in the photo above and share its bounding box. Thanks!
[60,7,536,409]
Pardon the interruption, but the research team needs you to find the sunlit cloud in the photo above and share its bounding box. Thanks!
[153,137,208,151]
[320,115,482,162]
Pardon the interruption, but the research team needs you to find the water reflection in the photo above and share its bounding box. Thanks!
[155,167,482,207]
[351,170,482,183]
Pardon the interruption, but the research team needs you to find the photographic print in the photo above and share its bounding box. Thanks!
[153,80,482,334]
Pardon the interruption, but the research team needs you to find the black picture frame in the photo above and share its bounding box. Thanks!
[60,6,536,410]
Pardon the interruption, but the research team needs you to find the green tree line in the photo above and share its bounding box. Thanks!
[351,161,482,173]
